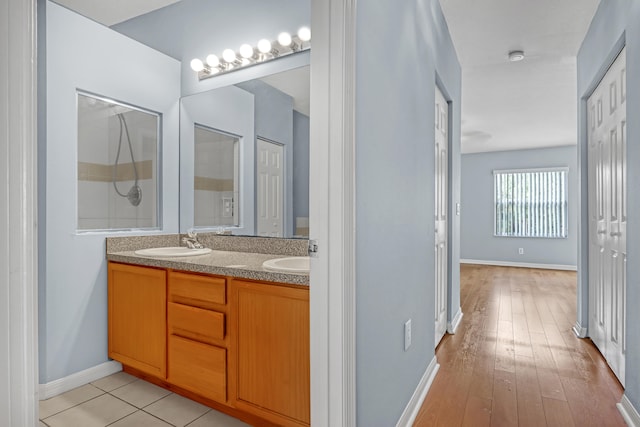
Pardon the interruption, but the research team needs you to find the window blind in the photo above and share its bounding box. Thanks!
[494,168,568,238]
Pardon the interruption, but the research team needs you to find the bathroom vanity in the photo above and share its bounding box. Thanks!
[106,235,310,427]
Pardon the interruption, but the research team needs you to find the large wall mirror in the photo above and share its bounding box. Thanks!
[54,0,310,239]
[180,65,310,238]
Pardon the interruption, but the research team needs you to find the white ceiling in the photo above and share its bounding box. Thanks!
[439,0,600,153]
[260,66,310,116]
[53,0,180,26]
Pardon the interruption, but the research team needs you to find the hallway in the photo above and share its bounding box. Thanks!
[414,264,625,426]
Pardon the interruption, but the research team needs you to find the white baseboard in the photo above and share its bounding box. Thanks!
[39,360,122,400]
[396,356,439,427]
[447,308,463,334]
[618,394,640,427]
[572,321,587,338]
[460,259,577,271]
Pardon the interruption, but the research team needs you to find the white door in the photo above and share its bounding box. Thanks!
[257,138,284,237]
[587,46,626,386]
[434,87,448,347]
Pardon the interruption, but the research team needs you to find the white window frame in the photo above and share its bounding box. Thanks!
[493,167,569,239]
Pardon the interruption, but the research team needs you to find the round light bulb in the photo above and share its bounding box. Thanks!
[257,39,272,54]
[190,58,204,72]
[278,32,292,47]
[239,44,254,59]
[222,49,237,63]
[206,54,220,68]
[297,26,311,42]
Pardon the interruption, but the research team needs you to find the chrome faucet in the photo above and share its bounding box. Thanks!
[182,230,204,249]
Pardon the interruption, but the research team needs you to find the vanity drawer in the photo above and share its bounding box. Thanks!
[168,335,226,403]
[168,302,225,344]
[169,271,226,309]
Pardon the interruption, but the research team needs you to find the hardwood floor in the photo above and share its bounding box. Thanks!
[414,264,625,427]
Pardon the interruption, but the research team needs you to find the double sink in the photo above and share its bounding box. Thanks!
[133,247,310,274]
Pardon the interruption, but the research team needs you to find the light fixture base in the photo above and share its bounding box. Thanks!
[508,50,525,62]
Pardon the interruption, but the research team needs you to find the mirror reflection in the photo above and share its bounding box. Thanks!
[56,0,311,239]
[194,125,240,228]
[180,65,310,238]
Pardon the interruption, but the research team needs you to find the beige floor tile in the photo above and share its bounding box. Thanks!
[110,379,172,408]
[39,384,105,419]
[39,421,48,427]
[186,409,251,427]
[43,394,136,427]
[145,393,210,427]
[90,371,137,392]
[109,410,173,427]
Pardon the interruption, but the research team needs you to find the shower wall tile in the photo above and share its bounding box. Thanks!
[194,190,214,226]
[77,161,153,182]
[78,181,109,221]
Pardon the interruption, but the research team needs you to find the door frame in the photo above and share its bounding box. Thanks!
[577,34,627,340]
[434,84,450,347]
[8,0,358,425]
[309,0,357,425]
[1,0,39,424]
[583,42,627,386]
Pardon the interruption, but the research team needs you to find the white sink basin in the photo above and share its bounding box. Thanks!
[134,247,212,257]
[262,256,310,273]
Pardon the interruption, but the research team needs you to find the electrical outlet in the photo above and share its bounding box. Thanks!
[518,248,524,255]
[404,319,412,351]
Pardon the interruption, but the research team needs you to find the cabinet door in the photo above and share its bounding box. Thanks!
[108,262,167,378]
[168,335,227,403]
[230,280,310,426]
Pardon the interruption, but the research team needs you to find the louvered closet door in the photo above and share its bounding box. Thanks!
[587,46,626,386]
[434,86,448,347]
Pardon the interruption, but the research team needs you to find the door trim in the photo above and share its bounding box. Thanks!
[0,0,39,424]
[577,34,626,338]
[617,394,640,427]
[309,0,357,425]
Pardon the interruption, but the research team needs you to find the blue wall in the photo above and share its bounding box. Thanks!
[293,111,310,235]
[236,80,295,235]
[40,1,180,383]
[461,146,578,267]
[355,0,461,424]
[113,0,310,96]
[577,0,640,411]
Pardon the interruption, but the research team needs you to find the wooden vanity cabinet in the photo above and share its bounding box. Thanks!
[229,279,310,427]
[108,262,167,378]
[108,262,310,426]
[167,271,228,403]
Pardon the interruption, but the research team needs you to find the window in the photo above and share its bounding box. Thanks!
[77,92,161,231]
[494,168,568,238]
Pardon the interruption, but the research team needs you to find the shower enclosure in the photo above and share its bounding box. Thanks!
[77,92,160,231]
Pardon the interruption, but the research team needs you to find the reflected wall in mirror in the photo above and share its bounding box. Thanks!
[58,0,311,239]
[194,125,240,227]
[77,92,161,231]
[180,65,310,238]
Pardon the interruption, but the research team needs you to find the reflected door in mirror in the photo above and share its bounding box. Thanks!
[257,138,284,237]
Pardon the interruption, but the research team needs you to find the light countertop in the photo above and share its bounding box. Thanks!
[107,249,309,286]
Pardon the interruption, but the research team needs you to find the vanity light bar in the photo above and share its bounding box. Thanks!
[190,27,311,81]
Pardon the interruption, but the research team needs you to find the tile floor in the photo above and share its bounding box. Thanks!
[39,372,251,427]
